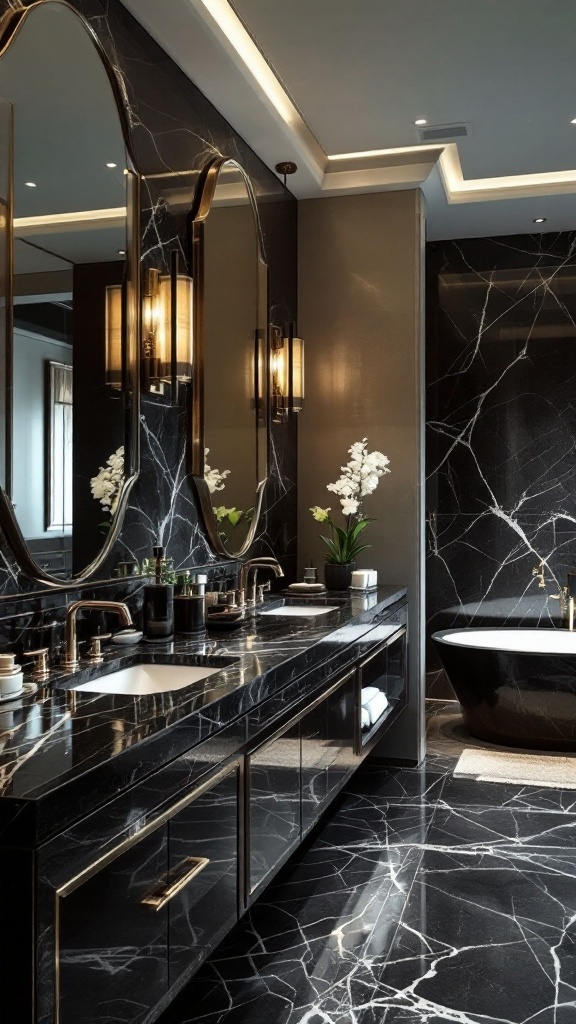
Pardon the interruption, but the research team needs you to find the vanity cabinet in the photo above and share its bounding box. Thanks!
[55,764,240,1024]
[4,594,409,1024]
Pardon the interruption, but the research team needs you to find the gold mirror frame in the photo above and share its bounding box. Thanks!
[188,157,269,560]
[0,0,140,589]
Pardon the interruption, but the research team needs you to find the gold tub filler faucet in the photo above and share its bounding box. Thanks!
[548,571,576,631]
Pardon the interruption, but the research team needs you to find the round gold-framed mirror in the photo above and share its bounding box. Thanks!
[0,0,140,586]
[188,157,268,559]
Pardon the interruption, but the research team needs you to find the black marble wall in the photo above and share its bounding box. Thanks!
[0,0,297,653]
[426,232,576,697]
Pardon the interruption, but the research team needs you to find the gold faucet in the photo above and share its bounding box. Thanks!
[237,557,284,607]
[61,600,133,673]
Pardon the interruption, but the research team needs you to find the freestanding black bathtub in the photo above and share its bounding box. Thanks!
[433,627,576,751]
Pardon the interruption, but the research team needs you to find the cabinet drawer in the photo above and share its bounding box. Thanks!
[248,719,301,895]
[58,826,169,1024]
[301,669,355,834]
[167,769,238,986]
[55,763,240,1024]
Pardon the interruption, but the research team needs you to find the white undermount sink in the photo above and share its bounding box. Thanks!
[70,663,226,696]
[259,605,339,618]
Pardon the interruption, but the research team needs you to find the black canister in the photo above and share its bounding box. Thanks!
[174,573,207,636]
[143,545,174,643]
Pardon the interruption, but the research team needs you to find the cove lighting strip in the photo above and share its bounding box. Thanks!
[194,0,576,203]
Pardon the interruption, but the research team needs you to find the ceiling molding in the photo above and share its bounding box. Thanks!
[14,207,127,235]
[121,0,576,207]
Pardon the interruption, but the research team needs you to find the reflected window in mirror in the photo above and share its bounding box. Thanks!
[0,1,139,583]
[47,360,73,533]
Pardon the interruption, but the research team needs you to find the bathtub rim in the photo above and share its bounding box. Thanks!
[432,625,576,657]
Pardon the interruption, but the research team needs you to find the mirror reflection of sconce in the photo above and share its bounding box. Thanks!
[105,284,123,390]
[271,322,305,419]
[105,254,193,395]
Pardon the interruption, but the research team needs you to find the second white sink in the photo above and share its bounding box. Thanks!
[71,663,225,696]
[259,606,339,618]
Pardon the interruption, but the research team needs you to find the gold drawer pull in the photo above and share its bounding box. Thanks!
[142,856,210,911]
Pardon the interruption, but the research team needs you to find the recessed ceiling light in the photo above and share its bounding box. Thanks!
[117,249,126,255]
[414,118,428,126]
[25,181,36,188]
[106,162,117,168]
[571,119,576,125]
[533,217,546,224]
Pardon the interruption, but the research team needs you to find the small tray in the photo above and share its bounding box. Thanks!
[349,585,379,593]
[282,586,327,597]
[206,612,245,631]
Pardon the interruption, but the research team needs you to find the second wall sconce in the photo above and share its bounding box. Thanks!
[271,322,305,418]
[142,254,193,392]
[105,252,193,394]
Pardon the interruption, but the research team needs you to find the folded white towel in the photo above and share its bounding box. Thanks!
[361,705,371,729]
[365,691,388,726]
[361,686,381,706]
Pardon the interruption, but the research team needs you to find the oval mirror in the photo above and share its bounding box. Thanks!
[189,158,268,558]
[0,1,139,585]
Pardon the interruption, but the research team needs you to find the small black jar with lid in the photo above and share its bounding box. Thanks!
[174,573,207,636]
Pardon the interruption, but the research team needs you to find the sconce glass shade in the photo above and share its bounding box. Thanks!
[272,334,288,401]
[105,284,122,388]
[273,332,305,413]
[157,273,193,382]
[290,336,305,412]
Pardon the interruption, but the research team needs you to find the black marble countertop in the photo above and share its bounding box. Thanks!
[0,586,406,846]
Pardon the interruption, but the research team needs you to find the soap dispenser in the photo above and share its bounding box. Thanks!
[143,545,174,643]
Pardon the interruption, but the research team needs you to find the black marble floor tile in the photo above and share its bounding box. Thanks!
[429,804,576,850]
[439,773,576,813]
[379,846,576,1024]
[345,764,447,806]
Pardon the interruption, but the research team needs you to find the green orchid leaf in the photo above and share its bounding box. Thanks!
[350,519,374,541]
[348,542,371,559]
[319,535,341,560]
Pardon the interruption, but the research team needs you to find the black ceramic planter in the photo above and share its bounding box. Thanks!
[324,562,355,591]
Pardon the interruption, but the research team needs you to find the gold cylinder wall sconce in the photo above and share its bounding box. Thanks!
[271,322,305,418]
[290,333,305,413]
[105,283,122,389]
[141,256,193,394]
[157,270,194,382]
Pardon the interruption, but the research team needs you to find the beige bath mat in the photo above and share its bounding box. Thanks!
[454,747,576,789]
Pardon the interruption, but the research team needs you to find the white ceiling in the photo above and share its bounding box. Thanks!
[121,0,576,240]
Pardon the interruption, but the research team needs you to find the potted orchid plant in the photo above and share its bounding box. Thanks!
[90,446,125,535]
[310,438,390,590]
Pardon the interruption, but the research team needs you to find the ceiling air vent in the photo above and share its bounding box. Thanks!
[418,123,469,142]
